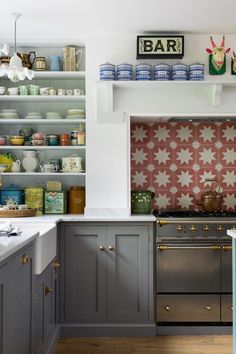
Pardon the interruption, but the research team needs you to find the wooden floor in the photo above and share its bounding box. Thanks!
[53,335,232,354]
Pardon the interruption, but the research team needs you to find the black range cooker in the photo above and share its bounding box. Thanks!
[154,209,235,328]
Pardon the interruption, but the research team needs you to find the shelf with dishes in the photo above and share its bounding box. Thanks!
[0,146,86,150]
[0,119,86,124]
[0,95,86,102]
[0,172,86,176]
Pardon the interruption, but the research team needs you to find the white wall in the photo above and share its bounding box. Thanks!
[85,33,236,216]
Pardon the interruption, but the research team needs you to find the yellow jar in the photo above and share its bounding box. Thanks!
[25,186,44,215]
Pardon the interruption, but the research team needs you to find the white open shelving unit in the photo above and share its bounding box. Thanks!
[0,45,86,190]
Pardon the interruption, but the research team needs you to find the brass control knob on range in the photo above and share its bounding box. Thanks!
[203,225,210,231]
[216,225,225,232]
[189,224,197,232]
[176,225,183,232]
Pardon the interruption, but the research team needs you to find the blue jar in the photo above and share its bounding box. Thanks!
[117,63,133,80]
[0,184,24,205]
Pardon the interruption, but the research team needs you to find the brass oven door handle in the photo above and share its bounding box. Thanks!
[157,245,221,251]
[222,245,232,251]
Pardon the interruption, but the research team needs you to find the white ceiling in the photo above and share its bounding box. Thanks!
[1,0,236,42]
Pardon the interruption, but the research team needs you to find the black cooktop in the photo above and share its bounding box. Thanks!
[153,210,236,218]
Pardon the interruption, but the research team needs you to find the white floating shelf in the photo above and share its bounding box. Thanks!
[0,95,86,102]
[0,119,86,124]
[0,172,86,176]
[0,146,86,150]
[33,71,86,79]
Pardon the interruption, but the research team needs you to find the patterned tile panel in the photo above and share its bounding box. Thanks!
[131,122,236,210]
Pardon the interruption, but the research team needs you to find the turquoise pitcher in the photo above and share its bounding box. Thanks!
[49,55,62,71]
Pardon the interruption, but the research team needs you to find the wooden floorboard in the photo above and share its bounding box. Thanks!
[53,335,232,354]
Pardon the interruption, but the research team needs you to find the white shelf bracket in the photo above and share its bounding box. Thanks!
[211,84,222,106]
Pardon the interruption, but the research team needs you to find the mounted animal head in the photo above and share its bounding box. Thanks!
[206,36,230,72]
[232,51,236,73]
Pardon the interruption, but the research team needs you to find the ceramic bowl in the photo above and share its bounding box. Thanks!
[10,136,25,145]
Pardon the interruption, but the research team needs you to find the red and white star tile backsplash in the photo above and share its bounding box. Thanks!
[131,122,236,210]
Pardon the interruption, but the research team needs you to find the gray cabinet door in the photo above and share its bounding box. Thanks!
[5,245,33,354]
[0,264,7,354]
[107,225,149,322]
[221,246,232,292]
[63,224,107,322]
[43,264,55,341]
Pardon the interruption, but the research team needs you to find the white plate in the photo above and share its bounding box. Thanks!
[45,116,63,119]
[60,169,84,173]
[24,116,43,119]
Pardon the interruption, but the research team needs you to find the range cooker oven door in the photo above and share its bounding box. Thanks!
[156,243,221,293]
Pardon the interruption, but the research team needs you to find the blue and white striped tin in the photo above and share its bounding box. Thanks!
[100,63,115,80]
[117,63,133,80]
[136,63,152,73]
[136,74,152,80]
[171,63,188,73]
[154,63,170,72]
[189,63,205,72]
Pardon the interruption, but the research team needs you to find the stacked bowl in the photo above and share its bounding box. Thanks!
[171,63,188,80]
[99,63,115,80]
[189,63,205,81]
[117,63,133,80]
[135,63,152,80]
[154,64,170,80]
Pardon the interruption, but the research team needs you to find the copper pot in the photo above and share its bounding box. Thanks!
[190,179,223,212]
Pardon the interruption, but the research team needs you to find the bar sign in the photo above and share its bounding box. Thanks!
[137,35,184,59]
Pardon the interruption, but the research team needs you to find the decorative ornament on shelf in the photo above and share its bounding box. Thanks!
[231,51,236,75]
[0,13,34,82]
[206,36,230,75]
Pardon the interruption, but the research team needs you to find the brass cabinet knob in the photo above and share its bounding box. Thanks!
[21,254,29,265]
[45,286,52,296]
[176,225,183,232]
[230,306,233,311]
[216,225,225,232]
[108,245,114,251]
[165,306,171,311]
[203,225,210,231]
[99,245,105,251]
[205,305,212,311]
[189,224,197,232]
[52,260,61,268]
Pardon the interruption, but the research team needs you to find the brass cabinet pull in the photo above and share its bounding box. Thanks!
[230,306,233,311]
[157,245,221,251]
[21,254,29,265]
[108,245,114,251]
[45,286,52,296]
[205,305,212,311]
[165,306,171,311]
[52,260,61,268]
[99,245,105,251]
[222,245,232,251]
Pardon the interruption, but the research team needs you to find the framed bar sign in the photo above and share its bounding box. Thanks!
[137,35,184,59]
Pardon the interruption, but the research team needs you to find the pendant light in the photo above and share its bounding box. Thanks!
[0,13,34,82]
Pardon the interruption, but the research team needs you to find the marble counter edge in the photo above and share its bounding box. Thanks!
[0,229,39,263]
[0,214,156,223]
[227,230,236,238]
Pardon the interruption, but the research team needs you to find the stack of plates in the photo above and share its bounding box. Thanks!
[25,112,43,119]
[45,112,63,119]
[0,109,20,119]
[65,109,85,119]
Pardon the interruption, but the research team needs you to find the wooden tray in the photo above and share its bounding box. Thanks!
[0,209,37,218]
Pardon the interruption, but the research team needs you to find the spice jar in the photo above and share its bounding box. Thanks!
[68,186,85,214]
[34,57,47,71]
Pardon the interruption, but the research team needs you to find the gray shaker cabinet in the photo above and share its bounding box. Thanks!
[4,244,33,354]
[61,223,153,324]
[0,263,7,354]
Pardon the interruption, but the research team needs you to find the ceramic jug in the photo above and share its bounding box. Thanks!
[11,160,21,172]
[22,151,41,172]
[76,50,83,70]
[17,52,36,69]
[49,55,62,71]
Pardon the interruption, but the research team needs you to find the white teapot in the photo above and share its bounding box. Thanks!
[22,151,41,172]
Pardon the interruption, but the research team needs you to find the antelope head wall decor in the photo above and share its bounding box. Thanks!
[206,36,230,75]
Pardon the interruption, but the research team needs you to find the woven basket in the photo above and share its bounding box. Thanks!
[0,209,37,218]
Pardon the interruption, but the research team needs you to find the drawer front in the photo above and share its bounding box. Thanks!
[221,294,233,322]
[156,294,220,322]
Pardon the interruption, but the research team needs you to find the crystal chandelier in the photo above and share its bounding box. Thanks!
[0,13,34,82]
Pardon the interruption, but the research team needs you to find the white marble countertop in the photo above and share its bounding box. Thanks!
[0,214,156,224]
[0,226,39,263]
[227,229,236,239]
